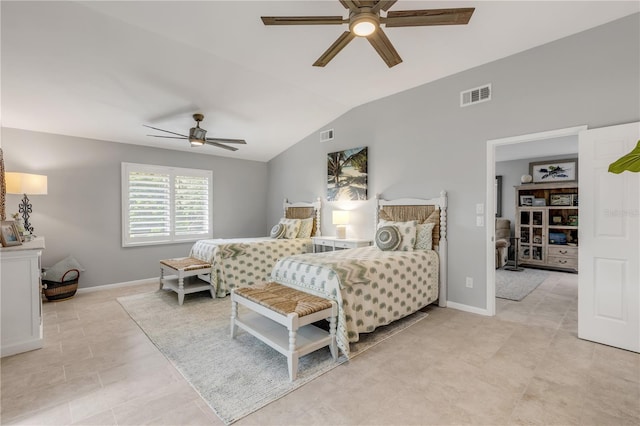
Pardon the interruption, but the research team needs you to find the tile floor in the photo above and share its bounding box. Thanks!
[1,271,638,425]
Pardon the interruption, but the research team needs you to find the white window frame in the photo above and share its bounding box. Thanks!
[121,162,213,247]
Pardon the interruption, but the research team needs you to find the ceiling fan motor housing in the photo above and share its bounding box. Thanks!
[190,127,207,141]
[349,9,379,37]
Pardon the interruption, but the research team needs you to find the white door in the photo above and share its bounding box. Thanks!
[578,122,640,352]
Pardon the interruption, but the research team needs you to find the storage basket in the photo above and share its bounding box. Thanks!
[43,269,80,301]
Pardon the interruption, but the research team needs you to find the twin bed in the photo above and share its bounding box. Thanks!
[189,198,321,297]
[190,192,448,357]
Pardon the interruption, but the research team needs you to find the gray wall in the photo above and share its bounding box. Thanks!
[2,128,268,288]
[267,14,640,310]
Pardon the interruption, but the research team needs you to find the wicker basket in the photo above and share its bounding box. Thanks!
[43,269,80,301]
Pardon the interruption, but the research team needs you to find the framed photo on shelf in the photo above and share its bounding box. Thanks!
[520,195,534,206]
[550,193,573,206]
[529,158,577,183]
[532,198,546,206]
[0,221,22,247]
[568,215,579,226]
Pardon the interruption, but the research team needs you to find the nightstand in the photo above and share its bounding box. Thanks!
[311,236,372,253]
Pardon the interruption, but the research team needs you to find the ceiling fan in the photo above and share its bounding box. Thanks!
[261,0,474,68]
[143,114,247,152]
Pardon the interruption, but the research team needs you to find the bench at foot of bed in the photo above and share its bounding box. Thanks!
[159,257,214,305]
[231,282,338,381]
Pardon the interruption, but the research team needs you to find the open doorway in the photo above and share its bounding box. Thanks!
[485,126,586,316]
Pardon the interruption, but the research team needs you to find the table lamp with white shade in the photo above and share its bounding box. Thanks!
[5,172,48,235]
[332,210,349,239]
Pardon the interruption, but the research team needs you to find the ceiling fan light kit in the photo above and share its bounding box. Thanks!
[261,0,474,68]
[350,11,378,36]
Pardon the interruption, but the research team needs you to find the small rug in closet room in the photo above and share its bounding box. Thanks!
[495,267,549,301]
[118,289,428,424]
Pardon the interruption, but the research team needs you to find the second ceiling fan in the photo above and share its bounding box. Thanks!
[261,0,475,68]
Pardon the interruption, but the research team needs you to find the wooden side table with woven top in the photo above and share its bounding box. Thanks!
[159,257,214,305]
[231,282,338,381]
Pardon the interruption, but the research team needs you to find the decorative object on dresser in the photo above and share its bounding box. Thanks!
[327,146,367,202]
[515,182,578,272]
[0,221,22,247]
[4,172,48,235]
[529,158,577,183]
[332,210,349,239]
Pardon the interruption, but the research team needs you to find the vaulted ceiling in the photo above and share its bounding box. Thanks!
[2,1,638,161]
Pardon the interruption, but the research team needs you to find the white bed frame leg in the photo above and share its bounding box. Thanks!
[438,190,448,308]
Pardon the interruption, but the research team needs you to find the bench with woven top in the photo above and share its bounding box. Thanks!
[159,257,214,305]
[231,282,338,381]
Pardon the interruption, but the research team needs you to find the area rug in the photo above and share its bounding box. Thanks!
[117,290,428,424]
[496,268,549,301]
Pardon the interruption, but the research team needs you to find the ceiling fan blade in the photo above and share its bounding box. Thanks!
[147,135,187,139]
[143,125,188,138]
[367,27,402,68]
[383,8,475,27]
[205,138,247,144]
[313,31,356,67]
[371,0,397,13]
[204,141,239,152]
[261,16,345,25]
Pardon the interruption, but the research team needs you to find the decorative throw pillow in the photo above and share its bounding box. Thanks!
[43,256,85,283]
[378,219,417,251]
[415,222,436,250]
[270,223,286,239]
[375,226,401,251]
[296,217,314,238]
[279,218,301,239]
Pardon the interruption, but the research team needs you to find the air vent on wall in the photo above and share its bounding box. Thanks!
[460,84,491,107]
[319,129,334,142]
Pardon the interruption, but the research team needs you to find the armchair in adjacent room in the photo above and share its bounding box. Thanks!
[495,218,511,268]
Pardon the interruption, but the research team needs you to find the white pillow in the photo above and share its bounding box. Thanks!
[378,220,417,251]
[279,218,301,239]
[415,222,436,250]
[296,217,314,238]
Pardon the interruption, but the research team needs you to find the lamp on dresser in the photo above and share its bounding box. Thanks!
[332,210,349,239]
[5,172,48,235]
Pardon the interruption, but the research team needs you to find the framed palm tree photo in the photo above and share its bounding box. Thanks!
[327,147,367,202]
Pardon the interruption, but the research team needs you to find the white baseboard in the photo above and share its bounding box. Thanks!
[446,301,491,316]
[76,277,158,294]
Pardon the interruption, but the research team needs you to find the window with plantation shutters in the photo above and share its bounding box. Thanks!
[122,163,213,247]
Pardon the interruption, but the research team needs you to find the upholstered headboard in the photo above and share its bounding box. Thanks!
[375,191,448,307]
[283,198,322,237]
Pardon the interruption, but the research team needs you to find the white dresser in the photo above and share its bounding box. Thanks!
[1,237,45,357]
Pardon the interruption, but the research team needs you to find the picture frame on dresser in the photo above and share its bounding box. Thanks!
[0,221,22,247]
